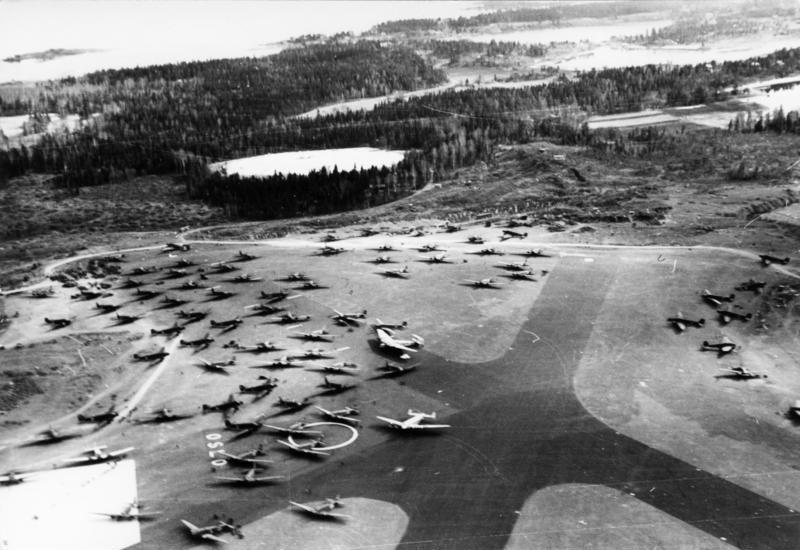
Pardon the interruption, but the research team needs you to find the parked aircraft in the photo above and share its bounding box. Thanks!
[77,405,118,425]
[245,303,285,316]
[320,233,340,242]
[505,270,537,281]
[224,417,267,438]
[176,280,204,290]
[260,289,293,303]
[379,265,410,278]
[31,426,83,444]
[130,266,158,275]
[207,287,236,300]
[172,258,195,268]
[73,288,111,301]
[376,410,450,430]
[238,341,282,353]
[498,259,530,271]
[501,229,528,240]
[314,405,361,425]
[212,263,239,273]
[717,310,752,325]
[759,254,790,266]
[289,497,349,519]
[275,396,312,411]
[474,248,503,256]
[736,279,767,293]
[313,361,359,375]
[234,250,258,262]
[181,519,237,544]
[137,408,194,423]
[159,295,189,308]
[442,221,461,233]
[360,228,379,237]
[375,328,424,360]
[180,333,215,349]
[701,338,737,356]
[62,445,134,465]
[119,278,145,289]
[133,288,162,300]
[376,361,418,377]
[464,278,504,289]
[466,236,485,244]
[150,323,184,337]
[30,287,54,298]
[231,273,263,283]
[317,376,357,394]
[197,357,236,374]
[277,439,329,457]
[44,317,73,328]
[215,445,272,467]
[164,268,189,279]
[717,365,767,380]
[202,394,243,414]
[132,347,169,363]
[418,244,443,252]
[163,242,190,252]
[291,328,334,342]
[101,254,126,263]
[521,249,551,258]
[292,347,349,360]
[702,290,735,307]
[377,244,395,252]
[264,422,323,437]
[271,312,311,324]
[94,302,121,313]
[419,254,450,264]
[0,471,34,486]
[372,319,408,330]
[94,501,160,521]
[249,357,303,370]
[331,309,367,326]
[215,466,284,484]
[239,378,278,397]
[788,400,800,421]
[297,280,325,290]
[318,245,346,256]
[283,273,309,282]
[210,317,243,330]
[176,310,209,324]
[667,312,705,332]
[115,312,143,324]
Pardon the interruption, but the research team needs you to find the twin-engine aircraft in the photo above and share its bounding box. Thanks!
[376,410,450,431]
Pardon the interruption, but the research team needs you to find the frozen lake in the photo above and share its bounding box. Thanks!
[457,19,673,45]
[210,148,407,178]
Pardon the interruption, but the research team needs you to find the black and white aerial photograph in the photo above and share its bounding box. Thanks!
[1,0,800,548]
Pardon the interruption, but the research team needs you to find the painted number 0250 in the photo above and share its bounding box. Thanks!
[206,433,228,467]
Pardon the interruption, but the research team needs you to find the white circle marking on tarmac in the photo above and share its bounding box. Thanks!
[287,422,358,451]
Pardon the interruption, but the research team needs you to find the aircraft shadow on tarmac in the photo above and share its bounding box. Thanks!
[143,256,800,550]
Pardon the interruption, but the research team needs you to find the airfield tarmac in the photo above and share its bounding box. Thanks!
[1,227,800,550]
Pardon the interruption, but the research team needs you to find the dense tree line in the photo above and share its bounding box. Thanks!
[414,39,547,65]
[729,107,800,134]
[625,16,772,45]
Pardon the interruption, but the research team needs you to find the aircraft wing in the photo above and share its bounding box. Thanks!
[376,329,417,353]
[408,423,451,429]
[289,501,317,513]
[109,447,135,458]
[61,456,91,464]
[252,475,285,482]
[201,533,228,544]
[319,511,352,519]
[375,416,405,428]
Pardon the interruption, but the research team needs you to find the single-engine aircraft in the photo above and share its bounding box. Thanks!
[274,396,312,411]
[207,287,236,300]
[759,254,790,266]
[292,347,349,360]
[180,333,214,349]
[289,497,349,519]
[466,236,485,244]
[330,309,367,326]
[717,310,752,325]
[215,445,273,467]
[30,287,54,298]
[377,244,395,252]
[291,328,334,342]
[44,317,73,328]
[172,258,195,268]
[702,290,735,307]
[176,310,208,323]
[163,242,190,252]
[210,317,243,331]
[313,361,359,375]
[62,445,135,465]
[497,259,530,271]
[521,249,551,258]
[133,288,162,300]
[506,270,537,281]
[277,438,329,457]
[297,280,325,290]
[231,273,263,283]
[474,248,503,256]
[238,341,282,353]
[164,268,189,279]
[260,289,294,303]
[418,244,443,252]
[234,250,257,262]
[176,280,204,290]
[701,337,737,356]
[372,318,408,330]
[159,295,189,308]
[77,405,118,425]
[0,471,35,486]
[376,409,450,430]
[375,327,424,360]
[214,466,284,484]
[264,422,323,437]
[119,278,145,289]
[376,361,418,377]
[150,323,184,337]
[130,266,158,275]
[372,255,393,264]
[94,302,121,313]
[202,394,243,414]
[115,312,143,324]
[212,263,239,274]
[500,229,528,240]
[31,426,83,444]
[419,254,450,264]
[667,312,705,332]
[717,365,767,380]
[442,221,461,233]
[73,288,112,301]
[239,378,278,396]
[317,376,357,393]
[379,265,410,278]
[314,405,361,425]
[137,407,193,423]
[318,245,346,256]
[249,357,303,370]
[94,501,160,521]
[197,357,236,374]
[464,278,504,289]
[245,303,285,316]
[283,272,309,282]
[271,312,311,324]
[132,347,169,363]
[736,279,767,294]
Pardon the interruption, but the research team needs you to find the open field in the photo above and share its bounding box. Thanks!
[0,224,799,548]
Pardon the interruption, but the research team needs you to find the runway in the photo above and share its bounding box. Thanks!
[136,253,800,549]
